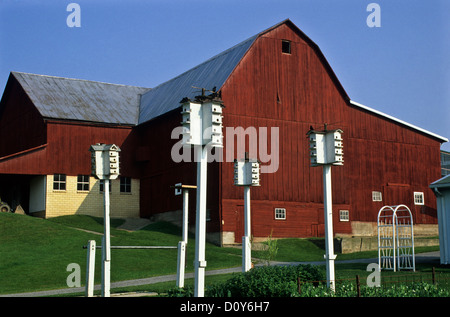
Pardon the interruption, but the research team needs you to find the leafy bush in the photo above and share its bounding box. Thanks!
[299,281,450,297]
[168,266,450,297]
[203,264,323,297]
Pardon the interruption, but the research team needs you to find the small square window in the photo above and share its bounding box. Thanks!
[414,192,424,205]
[339,210,349,222]
[372,191,382,202]
[77,175,90,191]
[275,208,286,220]
[53,174,66,191]
[120,177,131,193]
[281,40,291,54]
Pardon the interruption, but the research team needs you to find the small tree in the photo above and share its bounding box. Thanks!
[263,230,278,265]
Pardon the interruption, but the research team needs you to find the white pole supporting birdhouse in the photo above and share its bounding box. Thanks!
[307,127,343,292]
[180,94,224,297]
[323,164,336,292]
[233,154,260,273]
[89,143,120,298]
[194,145,208,297]
[101,178,111,297]
[243,185,252,272]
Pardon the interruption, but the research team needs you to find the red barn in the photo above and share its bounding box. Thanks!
[0,72,147,218]
[0,20,447,245]
[136,19,447,244]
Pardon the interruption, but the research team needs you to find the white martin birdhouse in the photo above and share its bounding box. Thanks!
[89,143,121,180]
[180,97,224,147]
[307,128,343,166]
[234,158,261,186]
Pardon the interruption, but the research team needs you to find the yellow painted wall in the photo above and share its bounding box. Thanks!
[45,175,140,218]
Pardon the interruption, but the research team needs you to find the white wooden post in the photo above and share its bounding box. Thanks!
[323,164,336,292]
[176,188,189,288]
[194,145,208,297]
[85,240,96,297]
[101,179,111,297]
[176,241,187,288]
[182,188,189,244]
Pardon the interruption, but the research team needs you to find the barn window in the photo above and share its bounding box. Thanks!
[414,192,424,205]
[77,175,90,191]
[281,40,291,54]
[339,210,349,222]
[120,177,131,193]
[275,208,286,220]
[372,191,382,202]
[53,174,66,191]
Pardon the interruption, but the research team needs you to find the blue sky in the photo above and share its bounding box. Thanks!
[1,0,449,151]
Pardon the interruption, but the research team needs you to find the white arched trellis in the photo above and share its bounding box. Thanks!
[377,205,415,272]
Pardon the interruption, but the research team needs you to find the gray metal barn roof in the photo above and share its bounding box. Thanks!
[430,174,450,189]
[12,71,150,125]
[138,34,257,124]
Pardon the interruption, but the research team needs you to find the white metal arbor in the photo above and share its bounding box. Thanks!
[377,205,415,272]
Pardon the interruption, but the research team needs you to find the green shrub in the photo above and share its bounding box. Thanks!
[299,281,450,297]
[204,264,324,297]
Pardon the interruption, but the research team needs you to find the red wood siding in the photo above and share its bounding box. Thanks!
[136,112,221,232]
[45,121,137,176]
[0,120,137,177]
[0,76,46,157]
[218,23,441,239]
[222,198,352,242]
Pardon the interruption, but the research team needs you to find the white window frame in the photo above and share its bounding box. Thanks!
[274,208,286,220]
[339,210,349,222]
[372,191,382,202]
[77,175,90,192]
[53,174,66,191]
[414,192,424,205]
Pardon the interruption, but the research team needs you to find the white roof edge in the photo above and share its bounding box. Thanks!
[430,174,450,188]
[350,100,449,143]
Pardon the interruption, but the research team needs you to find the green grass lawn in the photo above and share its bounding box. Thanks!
[0,212,444,296]
[0,213,242,295]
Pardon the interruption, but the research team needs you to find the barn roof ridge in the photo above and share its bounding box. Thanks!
[11,71,150,90]
[10,71,150,125]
